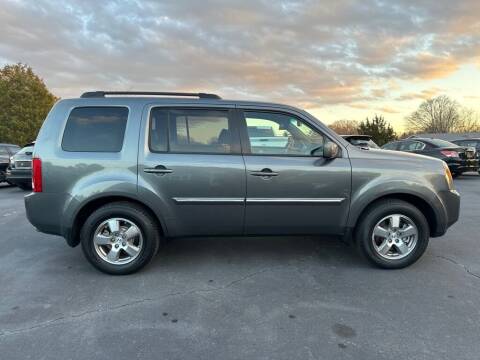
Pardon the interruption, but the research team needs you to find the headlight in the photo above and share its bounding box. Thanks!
[443,162,454,190]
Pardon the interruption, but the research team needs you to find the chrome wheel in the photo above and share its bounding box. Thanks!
[93,218,143,265]
[371,214,418,260]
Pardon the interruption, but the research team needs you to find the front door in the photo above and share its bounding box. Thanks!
[239,109,351,235]
[139,106,245,236]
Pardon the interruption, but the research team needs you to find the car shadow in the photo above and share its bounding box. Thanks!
[146,235,368,271]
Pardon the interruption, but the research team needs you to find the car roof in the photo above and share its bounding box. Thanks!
[64,91,307,113]
[0,143,20,147]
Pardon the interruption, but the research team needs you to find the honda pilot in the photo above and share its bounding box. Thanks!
[25,91,460,274]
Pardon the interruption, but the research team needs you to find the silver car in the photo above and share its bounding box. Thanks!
[25,91,460,274]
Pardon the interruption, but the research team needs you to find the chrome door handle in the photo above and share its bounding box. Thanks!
[249,168,278,177]
[144,165,173,175]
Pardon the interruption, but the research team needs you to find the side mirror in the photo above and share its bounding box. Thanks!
[323,141,340,159]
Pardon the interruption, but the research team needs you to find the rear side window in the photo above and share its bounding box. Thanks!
[150,108,234,154]
[62,107,128,152]
[0,146,8,156]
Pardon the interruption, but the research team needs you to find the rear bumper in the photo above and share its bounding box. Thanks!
[24,192,70,238]
[0,163,8,182]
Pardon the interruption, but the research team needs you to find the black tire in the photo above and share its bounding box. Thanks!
[356,199,429,269]
[80,202,161,275]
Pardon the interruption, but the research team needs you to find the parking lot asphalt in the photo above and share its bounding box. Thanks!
[0,175,479,360]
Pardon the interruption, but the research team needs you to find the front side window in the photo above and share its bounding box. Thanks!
[244,111,324,156]
[62,107,128,152]
[150,108,233,154]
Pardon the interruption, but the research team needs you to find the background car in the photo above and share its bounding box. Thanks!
[382,137,478,177]
[0,143,21,184]
[341,134,380,149]
[451,138,480,175]
[6,142,34,190]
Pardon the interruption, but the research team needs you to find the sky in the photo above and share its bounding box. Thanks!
[1,0,479,131]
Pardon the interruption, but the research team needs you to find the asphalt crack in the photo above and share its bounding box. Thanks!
[436,255,480,280]
[0,264,285,338]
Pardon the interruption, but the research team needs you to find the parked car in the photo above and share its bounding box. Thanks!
[0,143,21,184]
[382,138,479,177]
[451,138,480,175]
[25,91,460,274]
[341,135,380,149]
[6,142,34,190]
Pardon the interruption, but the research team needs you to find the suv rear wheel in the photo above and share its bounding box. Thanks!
[80,202,161,275]
[356,199,429,269]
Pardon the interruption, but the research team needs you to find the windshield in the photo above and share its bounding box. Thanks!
[16,146,34,155]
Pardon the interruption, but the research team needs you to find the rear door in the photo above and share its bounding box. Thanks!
[139,105,246,236]
[239,108,351,235]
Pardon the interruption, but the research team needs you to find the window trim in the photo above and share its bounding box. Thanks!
[237,109,336,158]
[147,107,241,155]
[61,106,129,153]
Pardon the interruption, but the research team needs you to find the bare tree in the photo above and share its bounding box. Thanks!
[328,119,359,135]
[405,95,461,133]
[456,108,480,132]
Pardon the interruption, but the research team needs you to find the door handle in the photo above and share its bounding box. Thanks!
[249,168,278,177]
[144,165,173,175]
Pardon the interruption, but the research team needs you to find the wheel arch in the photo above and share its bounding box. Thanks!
[66,194,167,247]
[348,191,445,241]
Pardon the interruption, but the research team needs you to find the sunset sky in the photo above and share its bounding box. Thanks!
[1,0,479,131]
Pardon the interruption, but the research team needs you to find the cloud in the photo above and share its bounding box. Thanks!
[0,0,479,109]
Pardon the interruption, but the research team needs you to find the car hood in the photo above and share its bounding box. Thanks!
[347,146,443,165]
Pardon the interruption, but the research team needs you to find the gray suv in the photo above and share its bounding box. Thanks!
[25,91,460,274]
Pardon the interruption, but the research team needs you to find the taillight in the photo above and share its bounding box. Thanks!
[32,157,42,192]
[440,150,459,158]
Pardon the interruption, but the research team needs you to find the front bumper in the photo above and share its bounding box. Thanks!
[433,189,461,237]
[446,158,479,173]
[6,168,31,186]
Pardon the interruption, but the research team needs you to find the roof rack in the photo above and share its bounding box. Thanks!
[80,91,221,99]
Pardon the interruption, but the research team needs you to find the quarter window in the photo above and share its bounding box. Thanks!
[150,108,233,154]
[62,107,128,152]
[244,111,324,156]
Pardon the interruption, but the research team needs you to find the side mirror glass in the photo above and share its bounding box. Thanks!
[323,141,340,159]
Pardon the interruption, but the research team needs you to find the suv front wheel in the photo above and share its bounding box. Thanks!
[356,199,429,269]
[80,202,161,275]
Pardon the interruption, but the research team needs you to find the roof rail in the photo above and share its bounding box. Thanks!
[80,91,221,99]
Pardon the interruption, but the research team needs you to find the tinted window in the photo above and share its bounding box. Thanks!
[0,146,8,156]
[62,107,128,152]
[398,141,425,151]
[150,108,233,154]
[244,111,324,156]
[382,142,398,150]
[426,139,458,148]
[454,140,479,148]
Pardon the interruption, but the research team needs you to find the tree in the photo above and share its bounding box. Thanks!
[0,63,57,145]
[328,119,359,135]
[456,108,480,133]
[358,114,396,146]
[405,95,461,133]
